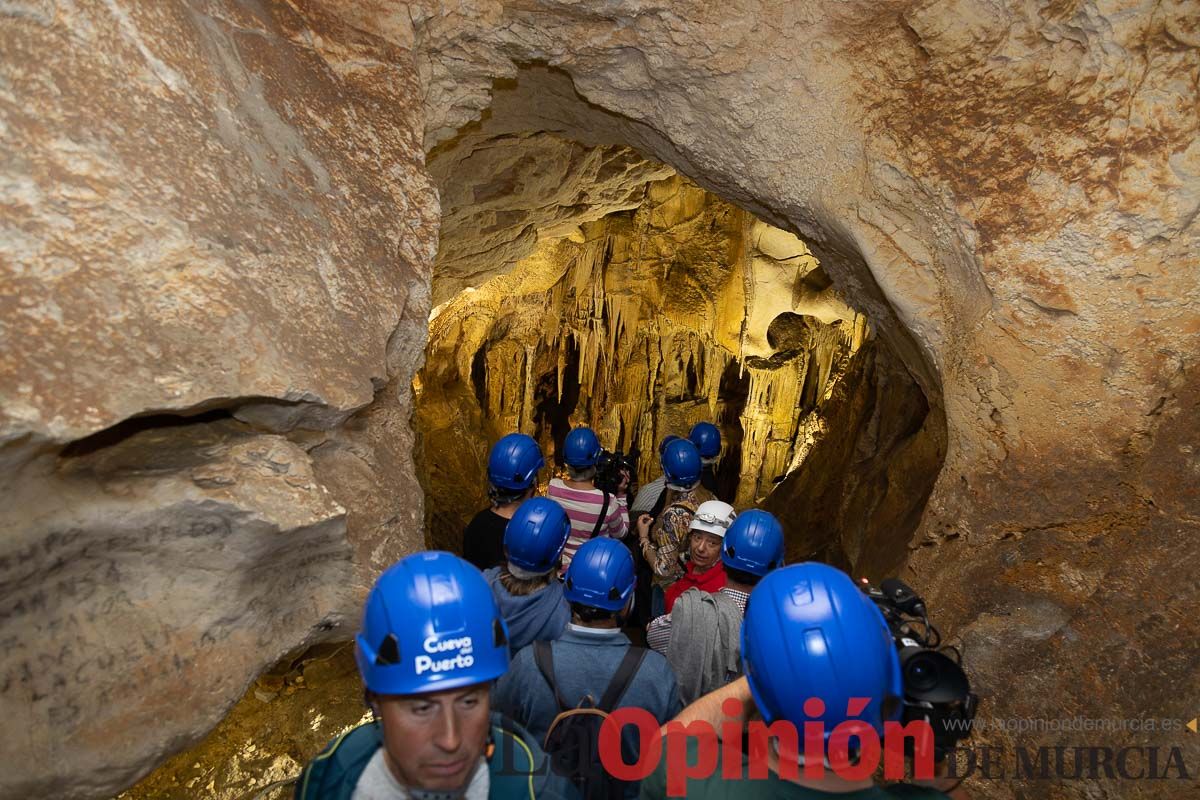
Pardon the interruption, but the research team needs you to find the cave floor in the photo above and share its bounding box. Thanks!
[116,644,367,800]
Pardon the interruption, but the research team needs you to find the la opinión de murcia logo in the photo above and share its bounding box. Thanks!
[597,699,941,796]
[491,698,1195,796]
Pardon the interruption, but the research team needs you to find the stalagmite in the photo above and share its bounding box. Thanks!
[520,344,536,434]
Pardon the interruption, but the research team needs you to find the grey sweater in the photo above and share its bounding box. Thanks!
[664,588,746,704]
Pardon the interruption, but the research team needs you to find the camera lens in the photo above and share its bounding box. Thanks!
[900,649,971,703]
[904,653,940,692]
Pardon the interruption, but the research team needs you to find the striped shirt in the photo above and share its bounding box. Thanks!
[629,475,666,514]
[548,478,629,570]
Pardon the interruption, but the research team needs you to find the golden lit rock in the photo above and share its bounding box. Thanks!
[418,167,874,544]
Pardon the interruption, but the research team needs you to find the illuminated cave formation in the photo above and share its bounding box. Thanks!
[414,156,940,574]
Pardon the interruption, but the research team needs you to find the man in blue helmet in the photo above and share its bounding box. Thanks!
[295,551,575,799]
[647,509,785,704]
[485,497,572,654]
[688,422,723,499]
[493,538,682,798]
[638,563,966,799]
[464,433,545,571]
[636,438,714,618]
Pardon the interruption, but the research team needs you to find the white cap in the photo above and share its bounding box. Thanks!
[689,500,736,537]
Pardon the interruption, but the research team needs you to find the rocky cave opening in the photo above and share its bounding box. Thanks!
[8,4,1197,800]
[413,67,948,577]
[114,69,949,800]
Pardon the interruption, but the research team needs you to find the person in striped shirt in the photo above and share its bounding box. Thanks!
[548,426,630,572]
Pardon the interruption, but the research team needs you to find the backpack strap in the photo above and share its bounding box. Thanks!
[533,640,572,713]
[590,491,611,539]
[597,646,647,712]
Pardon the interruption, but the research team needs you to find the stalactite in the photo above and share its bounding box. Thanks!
[520,344,536,434]
[419,172,870,518]
[736,358,807,505]
[556,339,566,401]
[704,339,726,418]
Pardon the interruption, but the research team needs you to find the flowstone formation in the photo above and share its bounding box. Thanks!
[416,169,877,550]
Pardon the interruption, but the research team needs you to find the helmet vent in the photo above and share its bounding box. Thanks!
[493,618,507,647]
[375,633,401,666]
[608,587,620,601]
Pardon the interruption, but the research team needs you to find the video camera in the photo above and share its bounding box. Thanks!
[594,449,637,498]
[861,577,978,760]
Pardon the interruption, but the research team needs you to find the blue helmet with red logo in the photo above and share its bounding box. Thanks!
[741,563,902,741]
[356,551,510,695]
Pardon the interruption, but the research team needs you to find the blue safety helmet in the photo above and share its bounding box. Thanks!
[487,433,544,491]
[563,538,636,612]
[658,434,681,457]
[723,510,785,576]
[504,497,571,576]
[356,551,510,696]
[688,422,721,459]
[661,438,702,488]
[563,427,602,468]
[741,563,903,742]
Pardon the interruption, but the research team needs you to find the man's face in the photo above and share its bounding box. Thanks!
[689,530,724,570]
[376,682,492,791]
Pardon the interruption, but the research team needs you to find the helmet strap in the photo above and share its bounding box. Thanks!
[615,594,635,625]
[773,736,866,770]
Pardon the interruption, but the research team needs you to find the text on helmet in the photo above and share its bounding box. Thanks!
[414,635,476,675]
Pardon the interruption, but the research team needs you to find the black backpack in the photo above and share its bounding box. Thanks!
[533,641,647,799]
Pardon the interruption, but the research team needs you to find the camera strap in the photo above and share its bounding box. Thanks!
[590,491,610,539]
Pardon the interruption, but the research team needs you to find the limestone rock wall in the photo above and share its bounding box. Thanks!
[0,2,435,797]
